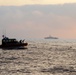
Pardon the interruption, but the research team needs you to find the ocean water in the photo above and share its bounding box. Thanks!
[0,39,76,75]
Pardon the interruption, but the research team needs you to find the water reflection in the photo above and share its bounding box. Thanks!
[0,39,76,75]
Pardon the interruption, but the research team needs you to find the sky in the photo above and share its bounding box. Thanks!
[0,0,76,6]
[0,0,76,39]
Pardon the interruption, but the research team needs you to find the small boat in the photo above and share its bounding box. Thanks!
[0,35,28,49]
[44,35,58,39]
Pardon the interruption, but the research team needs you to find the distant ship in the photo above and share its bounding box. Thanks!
[44,35,58,39]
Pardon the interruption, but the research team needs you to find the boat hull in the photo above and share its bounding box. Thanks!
[0,43,28,49]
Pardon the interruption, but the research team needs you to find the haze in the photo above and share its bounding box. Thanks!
[0,0,76,39]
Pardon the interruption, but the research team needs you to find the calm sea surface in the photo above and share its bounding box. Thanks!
[0,39,76,75]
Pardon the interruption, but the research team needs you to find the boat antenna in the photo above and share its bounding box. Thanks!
[2,29,6,38]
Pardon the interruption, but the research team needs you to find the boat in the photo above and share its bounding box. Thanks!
[0,35,28,49]
[44,35,58,39]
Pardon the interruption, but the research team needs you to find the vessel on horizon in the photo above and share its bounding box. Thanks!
[44,35,58,39]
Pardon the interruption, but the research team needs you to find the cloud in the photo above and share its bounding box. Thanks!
[0,3,76,39]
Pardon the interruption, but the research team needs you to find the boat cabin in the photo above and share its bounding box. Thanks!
[2,37,18,45]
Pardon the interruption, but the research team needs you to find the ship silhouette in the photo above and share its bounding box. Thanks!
[0,35,28,49]
[44,35,58,39]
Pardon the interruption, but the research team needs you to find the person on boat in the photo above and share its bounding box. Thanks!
[22,39,25,43]
[2,35,9,39]
[19,40,22,43]
[19,39,25,43]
